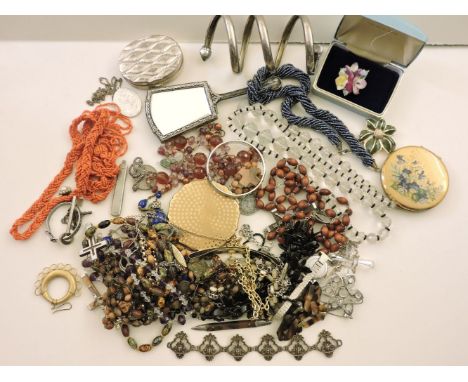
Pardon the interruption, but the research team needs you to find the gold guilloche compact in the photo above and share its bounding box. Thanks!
[380,146,449,211]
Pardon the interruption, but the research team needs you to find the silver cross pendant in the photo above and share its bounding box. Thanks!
[79,236,108,261]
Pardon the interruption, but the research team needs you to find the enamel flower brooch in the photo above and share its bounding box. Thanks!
[335,62,369,96]
[359,118,396,155]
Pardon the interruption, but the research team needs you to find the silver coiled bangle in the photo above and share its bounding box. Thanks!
[200,15,320,75]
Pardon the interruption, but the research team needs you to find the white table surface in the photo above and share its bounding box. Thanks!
[0,40,467,366]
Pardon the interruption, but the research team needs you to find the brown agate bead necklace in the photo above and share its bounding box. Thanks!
[255,158,351,253]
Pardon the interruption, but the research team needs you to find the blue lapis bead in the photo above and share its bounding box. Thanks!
[156,211,166,220]
[103,236,113,244]
[155,191,162,199]
[138,199,148,209]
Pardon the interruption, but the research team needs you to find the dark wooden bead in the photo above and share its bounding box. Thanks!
[98,220,111,229]
[121,324,129,337]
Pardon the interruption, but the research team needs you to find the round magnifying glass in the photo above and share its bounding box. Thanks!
[207,140,265,198]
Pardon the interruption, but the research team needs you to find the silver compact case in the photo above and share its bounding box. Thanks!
[119,35,183,89]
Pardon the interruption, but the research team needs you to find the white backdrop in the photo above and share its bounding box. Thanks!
[0,15,467,44]
[0,17,467,365]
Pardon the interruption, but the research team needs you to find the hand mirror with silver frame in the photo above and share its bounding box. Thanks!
[145,81,248,142]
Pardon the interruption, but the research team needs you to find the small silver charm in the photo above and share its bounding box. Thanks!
[128,157,157,191]
[112,88,142,117]
[238,193,257,215]
[87,77,122,106]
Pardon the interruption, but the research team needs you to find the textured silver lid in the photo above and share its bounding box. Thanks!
[118,35,183,88]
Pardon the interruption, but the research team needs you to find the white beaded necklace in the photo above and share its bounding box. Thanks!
[227,104,393,244]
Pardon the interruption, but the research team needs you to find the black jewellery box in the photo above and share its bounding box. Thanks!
[313,16,427,117]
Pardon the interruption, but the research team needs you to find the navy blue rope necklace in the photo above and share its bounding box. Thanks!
[247,64,375,168]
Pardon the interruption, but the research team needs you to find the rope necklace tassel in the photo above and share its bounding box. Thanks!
[247,64,376,168]
[10,103,133,241]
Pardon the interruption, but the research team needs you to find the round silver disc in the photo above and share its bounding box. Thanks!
[118,35,183,88]
[113,88,142,117]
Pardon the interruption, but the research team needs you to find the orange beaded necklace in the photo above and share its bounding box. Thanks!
[10,103,132,241]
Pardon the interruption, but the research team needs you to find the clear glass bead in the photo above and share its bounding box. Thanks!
[330,154,341,165]
[351,188,364,201]
[243,123,257,138]
[273,136,288,152]
[377,228,389,240]
[381,215,392,228]
[289,145,303,158]
[338,182,351,195]
[321,148,331,159]
[340,161,351,171]
[289,125,301,136]
[374,206,385,217]
[301,156,314,166]
[362,180,371,190]
[362,196,374,207]
[300,129,312,139]
[358,259,375,268]
[310,140,322,152]
[311,165,325,177]
[324,177,334,187]
[347,169,357,180]
[337,171,348,182]
[368,185,379,196]
[343,184,353,195]
[329,171,340,182]
[366,233,378,243]
[315,161,326,171]
[345,226,355,235]
[354,175,364,185]
[354,231,365,242]
[258,129,273,146]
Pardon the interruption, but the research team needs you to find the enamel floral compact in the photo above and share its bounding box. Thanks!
[380,146,449,211]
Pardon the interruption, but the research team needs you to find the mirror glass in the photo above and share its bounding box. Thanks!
[149,85,214,137]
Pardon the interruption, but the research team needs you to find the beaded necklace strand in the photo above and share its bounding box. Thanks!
[227,105,392,244]
[10,104,132,241]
